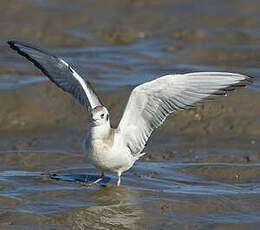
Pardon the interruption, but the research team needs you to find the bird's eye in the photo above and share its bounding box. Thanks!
[101,113,105,118]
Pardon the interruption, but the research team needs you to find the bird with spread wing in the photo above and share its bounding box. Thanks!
[8,41,253,186]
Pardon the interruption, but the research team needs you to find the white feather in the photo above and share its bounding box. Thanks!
[59,59,100,109]
[117,72,252,154]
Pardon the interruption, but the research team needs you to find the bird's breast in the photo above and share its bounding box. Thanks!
[84,137,115,170]
[83,135,134,173]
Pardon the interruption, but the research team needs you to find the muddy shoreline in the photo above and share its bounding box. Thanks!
[0,0,260,229]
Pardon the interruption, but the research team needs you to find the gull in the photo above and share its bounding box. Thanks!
[8,40,253,186]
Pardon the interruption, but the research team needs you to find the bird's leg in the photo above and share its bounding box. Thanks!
[79,172,104,186]
[91,172,104,185]
[117,172,121,186]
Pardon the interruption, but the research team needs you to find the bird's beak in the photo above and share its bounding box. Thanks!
[89,117,96,123]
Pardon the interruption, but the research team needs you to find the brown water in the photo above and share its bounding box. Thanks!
[0,0,260,229]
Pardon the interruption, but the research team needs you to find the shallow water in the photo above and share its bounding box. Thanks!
[0,150,259,229]
[0,0,260,229]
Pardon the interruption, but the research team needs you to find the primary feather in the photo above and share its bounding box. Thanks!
[117,72,253,154]
[8,40,102,111]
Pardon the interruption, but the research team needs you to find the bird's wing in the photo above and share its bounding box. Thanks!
[8,40,102,110]
[117,72,253,154]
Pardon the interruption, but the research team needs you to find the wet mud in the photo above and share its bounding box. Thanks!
[0,0,260,229]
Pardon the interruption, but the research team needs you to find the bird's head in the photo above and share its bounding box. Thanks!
[90,106,110,126]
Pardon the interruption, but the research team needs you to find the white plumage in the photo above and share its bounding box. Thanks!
[8,41,253,186]
[117,72,251,155]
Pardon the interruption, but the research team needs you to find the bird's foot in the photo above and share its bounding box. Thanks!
[77,172,104,186]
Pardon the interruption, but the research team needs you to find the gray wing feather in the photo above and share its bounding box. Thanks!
[8,40,102,110]
[117,72,253,154]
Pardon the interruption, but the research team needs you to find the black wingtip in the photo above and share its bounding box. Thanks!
[8,40,26,58]
[7,40,57,85]
[8,40,31,47]
[246,75,255,85]
[7,40,17,49]
[8,40,24,49]
[8,40,32,55]
[8,40,55,58]
[7,40,14,45]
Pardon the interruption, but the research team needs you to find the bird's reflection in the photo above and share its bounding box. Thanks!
[72,186,144,229]
[48,172,144,229]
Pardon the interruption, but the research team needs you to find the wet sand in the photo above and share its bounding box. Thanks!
[0,0,260,229]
